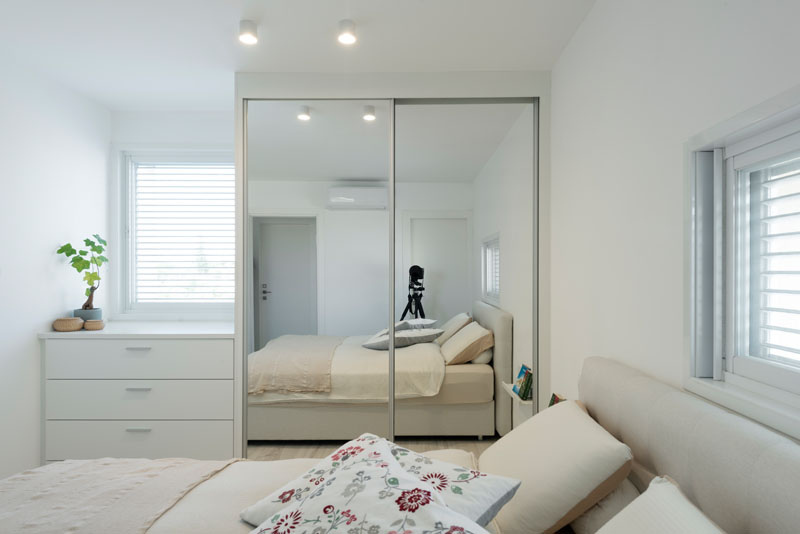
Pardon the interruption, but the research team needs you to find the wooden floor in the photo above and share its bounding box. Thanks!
[247,436,497,461]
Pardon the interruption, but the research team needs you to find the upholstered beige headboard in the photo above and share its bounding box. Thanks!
[472,300,513,436]
[579,357,800,533]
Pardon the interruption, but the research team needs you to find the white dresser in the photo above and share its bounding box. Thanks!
[40,322,239,462]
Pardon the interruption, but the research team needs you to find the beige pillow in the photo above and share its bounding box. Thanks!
[572,478,640,534]
[441,322,494,365]
[472,348,493,364]
[479,401,633,534]
[595,477,725,534]
[435,312,472,345]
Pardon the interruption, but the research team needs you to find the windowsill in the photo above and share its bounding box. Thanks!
[685,377,800,441]
[38,320,234,339]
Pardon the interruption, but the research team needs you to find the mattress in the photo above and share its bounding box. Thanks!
[248,363,494,406]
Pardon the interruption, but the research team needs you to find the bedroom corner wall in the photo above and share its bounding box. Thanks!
[0,64,111,478]
[549,0,800,399]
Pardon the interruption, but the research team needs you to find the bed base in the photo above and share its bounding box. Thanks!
[247,401,495,440]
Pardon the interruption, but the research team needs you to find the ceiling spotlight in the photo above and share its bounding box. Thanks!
[363,105,376,121]
[297,106,311,121]
[239,20,258,45]
[337,19,357,45]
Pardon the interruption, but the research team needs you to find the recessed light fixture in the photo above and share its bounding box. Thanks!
[337,19,357,45]
[363,105,376,121]
[239,20,258,45]
[297,106,311,121]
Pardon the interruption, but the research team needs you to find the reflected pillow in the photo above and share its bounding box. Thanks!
[441,322,494,365]
[436,313,473,345]
[406,318,438,329]
[362,328,443,350]
[472,348,493,364]
[373,321,414,338]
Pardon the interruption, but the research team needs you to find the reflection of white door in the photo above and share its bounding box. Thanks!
[403,213,471,323]
[256,218,317,347]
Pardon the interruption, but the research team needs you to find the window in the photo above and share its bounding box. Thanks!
[121,152,235,316]
[690,110,800,437]
[482,235,500,303]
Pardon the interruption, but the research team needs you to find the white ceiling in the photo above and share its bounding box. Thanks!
[246,100,529,182]
[0,0,594,110]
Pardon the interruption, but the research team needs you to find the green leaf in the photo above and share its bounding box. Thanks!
[457,473,470,480]
[92,234,107,246]
[84,238,96,248]
[78,250,88,256]
[387,477,399,486]
[451,486,463,495]
[85,287,92,297]
[70,256,91,272]
[83,271,100,286]
[97,255,109,264]
[57,243,77,257]
[91,244,104,254]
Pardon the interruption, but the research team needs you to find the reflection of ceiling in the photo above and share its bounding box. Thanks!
[246,101,528,182]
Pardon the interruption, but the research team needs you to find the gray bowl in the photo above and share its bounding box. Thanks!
[73,308,102,321]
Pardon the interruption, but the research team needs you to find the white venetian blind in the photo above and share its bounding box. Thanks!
[751,155,800,366]
[131,162,235,305]
[483,237,500,301]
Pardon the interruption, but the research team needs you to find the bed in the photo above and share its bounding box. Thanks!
[3,357,800,533]
[246,300,514,440]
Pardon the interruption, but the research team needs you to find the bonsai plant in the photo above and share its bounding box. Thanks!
[57,234,108,320]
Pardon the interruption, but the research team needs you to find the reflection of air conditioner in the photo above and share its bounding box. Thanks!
[327,186,388,210]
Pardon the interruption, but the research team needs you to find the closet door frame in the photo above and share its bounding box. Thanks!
[235,72,546,457]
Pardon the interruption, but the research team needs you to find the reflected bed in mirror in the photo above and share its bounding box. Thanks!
[247,300,512,440]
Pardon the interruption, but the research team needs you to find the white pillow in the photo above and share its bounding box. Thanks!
[572,478,639,534]
[249,440,489,534]
[595,477,725,534]
[241,434,520,529]
[362,328,443,350]
[436,312,472,345]
[373,321,414,337]
[406,318,438,329]
[471,348,493,364]
[441,321,494,365]
[478,401,633,534]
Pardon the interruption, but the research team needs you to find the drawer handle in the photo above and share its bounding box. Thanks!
[125,346,152,352]
[125,386,152,392]
[125,427,152,433]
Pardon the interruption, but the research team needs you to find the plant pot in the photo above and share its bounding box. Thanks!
[73,308,102,321]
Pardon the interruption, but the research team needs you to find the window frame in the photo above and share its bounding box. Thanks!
[687,93,800,440]
[114,147,235,321]
[481,233,500,305]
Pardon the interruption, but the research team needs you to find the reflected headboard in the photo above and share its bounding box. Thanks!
[472,300,513,436]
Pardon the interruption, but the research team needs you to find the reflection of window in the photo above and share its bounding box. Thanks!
[482,235,500,303]
[121,152,235,315]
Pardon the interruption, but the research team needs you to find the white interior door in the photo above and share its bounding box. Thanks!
[256,218,317,347]
[402,213,471,323]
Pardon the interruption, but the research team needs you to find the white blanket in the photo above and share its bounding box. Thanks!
[249,336,446,404]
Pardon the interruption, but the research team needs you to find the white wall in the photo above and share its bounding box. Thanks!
[0,65,110,478]
[112,110,233,146]
[474,105,535,425]
[249,181,472,336]
[549,0,800,399]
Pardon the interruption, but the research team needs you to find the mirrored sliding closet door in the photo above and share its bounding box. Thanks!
[244,99,394,446]
[392,99,537,440]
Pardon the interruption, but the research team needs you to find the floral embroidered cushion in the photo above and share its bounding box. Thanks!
[240,434,520,528]
[248,439,488,534]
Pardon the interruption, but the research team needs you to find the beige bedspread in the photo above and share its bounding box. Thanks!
[248,335,345,394]
[249,335,446,403]
[0,457,238,534]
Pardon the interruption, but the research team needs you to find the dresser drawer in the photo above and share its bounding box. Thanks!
[45,420,233,461]
[46,380,233,420]
[45,339,233,379]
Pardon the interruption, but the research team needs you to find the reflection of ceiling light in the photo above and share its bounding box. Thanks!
[331,196,355,204]
[363,105,376,121]
[239,20,258,45]
[337,19,357,45]
[297,106,311,121]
